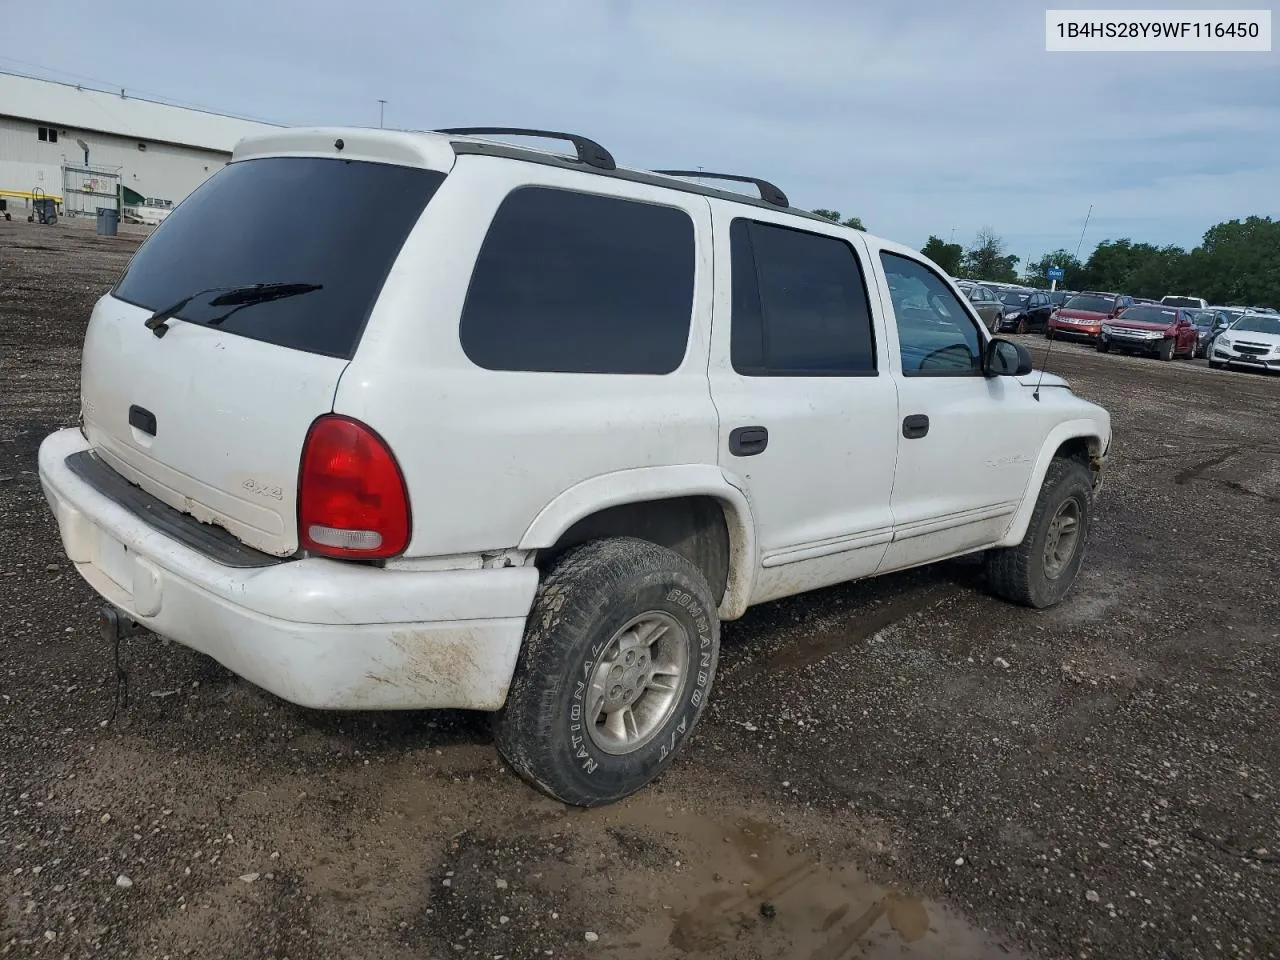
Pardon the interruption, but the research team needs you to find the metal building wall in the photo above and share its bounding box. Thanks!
[0,116,231,215]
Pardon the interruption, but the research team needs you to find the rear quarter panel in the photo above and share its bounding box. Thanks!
[333,157,720,557]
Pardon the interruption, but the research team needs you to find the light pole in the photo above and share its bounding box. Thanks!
[377,99,387,129]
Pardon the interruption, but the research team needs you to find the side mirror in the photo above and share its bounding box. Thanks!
[985,337,1034,377]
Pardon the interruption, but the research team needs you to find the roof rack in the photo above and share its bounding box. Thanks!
[652,170,788,208]
[434,127,615,170]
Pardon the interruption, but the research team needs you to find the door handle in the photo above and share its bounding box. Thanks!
[729,426,768,457]
[902,414,929,440]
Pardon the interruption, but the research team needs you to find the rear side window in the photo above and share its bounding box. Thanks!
[459,187,695,374]
[730,219,877,376]
[113,157,445,360]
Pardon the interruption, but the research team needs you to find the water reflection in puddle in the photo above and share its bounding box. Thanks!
[584,802,1023,959]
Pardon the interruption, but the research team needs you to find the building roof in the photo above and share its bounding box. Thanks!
[0,72,282,154]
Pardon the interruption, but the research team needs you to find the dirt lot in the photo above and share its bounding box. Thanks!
[2,218,1278,960]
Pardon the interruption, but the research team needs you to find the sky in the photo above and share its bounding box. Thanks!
[4,0,1277,271]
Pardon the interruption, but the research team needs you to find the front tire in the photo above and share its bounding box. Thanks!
[985,458,1093,609]
[1097,339,1110,353]
[1158,339,1175,361]
[495,537,720,807]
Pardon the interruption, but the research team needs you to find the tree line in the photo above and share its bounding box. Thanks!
[811,209,1278,308]
[917,217,1280,308]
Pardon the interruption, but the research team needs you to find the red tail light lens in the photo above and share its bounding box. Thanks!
[298,415,410,559]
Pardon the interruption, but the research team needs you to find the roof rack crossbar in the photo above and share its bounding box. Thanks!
[434,127,616,170]
[652,170,788,208]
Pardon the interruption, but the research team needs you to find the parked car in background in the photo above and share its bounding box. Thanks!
[1186,309,1221,358]
[1161,295,1208,309]
[996,288,1054,333]
[1210,312,1280,373]
[963,283,1005,333]
[1098,305,1197,360]
[1048,289,1076,308]
[1134,298,1162,306]
[1047,291,1136,343]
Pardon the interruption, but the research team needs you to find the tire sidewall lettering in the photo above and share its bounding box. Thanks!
[563,577,718,779]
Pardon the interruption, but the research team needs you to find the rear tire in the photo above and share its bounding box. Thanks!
[1158,339,1175,361]
[985,458,1093,609]
[495,537,720,807]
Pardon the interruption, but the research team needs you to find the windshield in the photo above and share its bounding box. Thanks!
[1232,314,1280,335]
[1161,296,1201,308]
[1117,306,1179,325]
[1064,295,1114,313]
[1000,291,1031,306]
[113,157,446,359]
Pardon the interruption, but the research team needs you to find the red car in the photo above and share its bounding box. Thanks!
[1096,304,1198,360]
[1046,291,1135,343]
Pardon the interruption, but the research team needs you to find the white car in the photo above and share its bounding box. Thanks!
[1210,312,1280,373]
[38,126,1112,806]
[1161,295,1209,310]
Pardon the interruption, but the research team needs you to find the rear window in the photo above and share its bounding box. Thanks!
[1161,296,1201,308]
[113,157,445,359]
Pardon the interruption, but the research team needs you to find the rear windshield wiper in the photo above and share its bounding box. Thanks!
[145,283,323,338]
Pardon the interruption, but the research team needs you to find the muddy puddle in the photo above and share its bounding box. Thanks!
[577,798,1024,959]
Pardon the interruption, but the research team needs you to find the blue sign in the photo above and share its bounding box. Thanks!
[1047,266,1065,281]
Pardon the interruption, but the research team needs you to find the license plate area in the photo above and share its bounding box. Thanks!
[96,530,134,594]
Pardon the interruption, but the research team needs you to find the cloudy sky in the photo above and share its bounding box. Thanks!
[5,0,1276,268]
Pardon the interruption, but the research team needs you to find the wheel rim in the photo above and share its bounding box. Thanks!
[1042,499,1083,580]
[585,612,689,756]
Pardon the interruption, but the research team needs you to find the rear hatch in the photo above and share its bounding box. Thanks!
[79,153,446,556]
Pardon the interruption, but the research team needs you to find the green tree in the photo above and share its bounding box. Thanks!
[1193,216,1280,306]
[1023,249,1084,289]
[921,235,964,276]
[961,229,1019,282]
[811,209,866,231]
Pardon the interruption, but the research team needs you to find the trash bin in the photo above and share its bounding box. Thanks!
[33,198,58,225]
[96,207,119,237]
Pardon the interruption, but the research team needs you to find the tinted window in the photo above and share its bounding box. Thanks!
[459,188,694,374]
[881,253,983,376]
[113,157,444,360]
[729,220,876,376]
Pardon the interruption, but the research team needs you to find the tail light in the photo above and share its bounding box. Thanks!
[298,415,410,559]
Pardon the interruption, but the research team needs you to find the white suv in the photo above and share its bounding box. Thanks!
[38,126,1111,807]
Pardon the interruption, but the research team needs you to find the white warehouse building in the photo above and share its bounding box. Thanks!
[0,72,280,223]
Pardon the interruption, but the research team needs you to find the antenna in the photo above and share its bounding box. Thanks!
[1035,203,1092,402]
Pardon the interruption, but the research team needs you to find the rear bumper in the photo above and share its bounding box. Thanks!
[38,428,538,710]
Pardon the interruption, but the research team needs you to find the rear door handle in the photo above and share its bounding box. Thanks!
[902,414,929,439]
[729,426,769,457]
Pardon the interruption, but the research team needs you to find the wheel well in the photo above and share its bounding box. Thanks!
[1053,435,1104,489]
[538,497,731,604]
[1054,436,1093,468]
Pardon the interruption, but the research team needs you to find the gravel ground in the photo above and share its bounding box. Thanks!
[2,218,1278,960]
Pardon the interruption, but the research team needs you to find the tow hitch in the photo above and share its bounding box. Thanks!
[98,606,139,720]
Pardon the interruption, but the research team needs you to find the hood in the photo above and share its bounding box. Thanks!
[1107,319,1173,332]
[1015,371,1069,390]
[1219,329,1280,347]
[1055,309,1108,322]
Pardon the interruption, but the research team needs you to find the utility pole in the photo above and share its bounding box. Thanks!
[377,99,387,129]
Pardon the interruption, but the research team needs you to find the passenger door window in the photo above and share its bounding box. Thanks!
[730,219,877,376]
[880,253,984,375]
